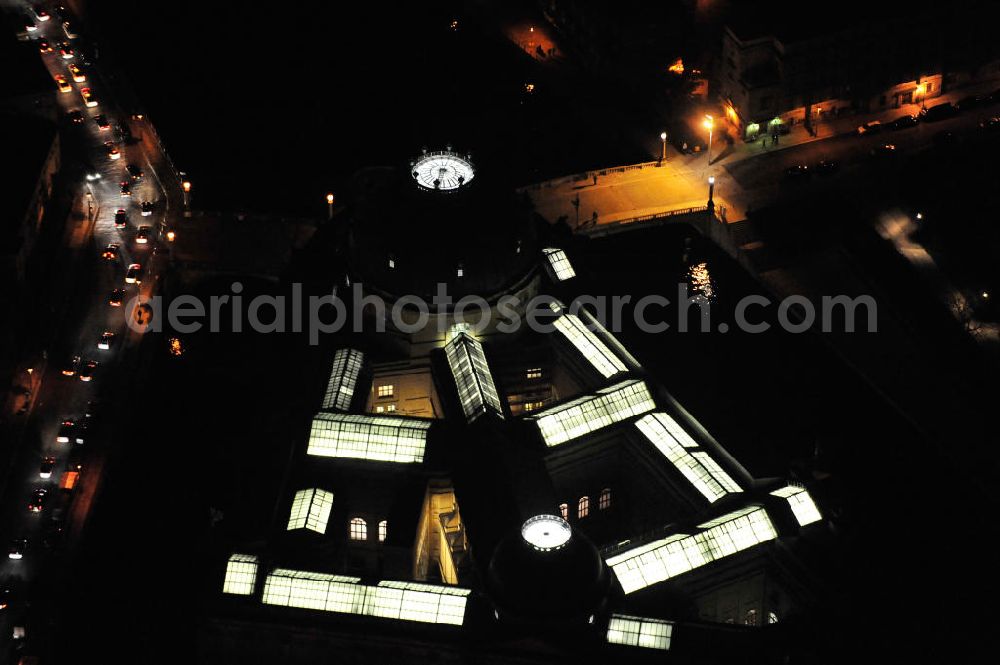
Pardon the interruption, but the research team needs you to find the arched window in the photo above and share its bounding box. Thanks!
[349,517,367,541]
[559,503,569,520]
[598,488,611,510]
[744,609,758,626]
[578,496,590,519]
[767,611,779,625]
[378,519,388,543]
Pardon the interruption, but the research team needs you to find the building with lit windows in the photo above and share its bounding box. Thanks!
[202,149,829,664]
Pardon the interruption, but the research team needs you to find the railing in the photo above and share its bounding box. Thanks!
[518,159,664,192]
[580,205,712,236]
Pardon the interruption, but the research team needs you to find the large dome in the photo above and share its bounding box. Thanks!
[345,150,539,302]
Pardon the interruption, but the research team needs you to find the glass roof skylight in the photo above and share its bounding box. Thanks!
[445,332,504,422]
[308,413,432,464]
[606,614,674,650]
[532,379,656,447]
[287,488,334,534]
[261,569,470,625]
[605,506,778,594]
[548,302,628,379]
[634,413,742,502]
[543,248,576,281]
[321,348,364,411]
[223,554,259,596]
[521,515,572,551]
[770,485,822,526]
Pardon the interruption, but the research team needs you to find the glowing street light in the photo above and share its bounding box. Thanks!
[915,82,927,110]
[326,192,335,220]
[703,114,715,166]
[182,180,192,217]
[707,175,716,213]
[659,131,668,162]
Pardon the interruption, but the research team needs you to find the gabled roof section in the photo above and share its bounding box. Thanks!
[307,413,432,464]
[321,348,364,411]
[287,488,335,534]
[770,484,822,526]
[543,247,577,281]
[531,379,656,447]
[445,332,504,422]
[549,301,629,379]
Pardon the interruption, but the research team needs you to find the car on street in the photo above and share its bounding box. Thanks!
[39,457,56,480]
[783,164,810,180]
[870,143,897,157]
[54,74,72,94]
[56,419,76,443]
[956,94,987,111]
[919,102,958,122]
[85,167,102,181]
[114,209,129,229]
[58,42,75,59]
[126,164,144,181]
[887,114,918,130]
[82,87,98,107]
[979,116,1000,133]
[101,243,119,261]
[120,181,132,197]
[67,109,84,123]
[105,141,120,159]
[31,5,50,21]
[856,121,882,136]
[23,14,37,32]
[95,114,111,130]
[141,200,154,216]
[79,359,98,382]
[68,63,86,83]
[61,355,80,376]
[136,225,152,245]
[125,263,142,284]
[109,288,125,306]
[8,539,27,560]
[28,489,48,513]
[38,39,53,53]
[813,159,840,175]
[98,331,115,350]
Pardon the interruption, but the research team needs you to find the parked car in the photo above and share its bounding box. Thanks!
[887,114,918,130]
[856,121,882,136]
[919,102,958,122]
[813,159,840,176]
[870,143,897,157]
[783,164,810,180]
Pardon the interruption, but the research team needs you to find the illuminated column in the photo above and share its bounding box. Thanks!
[659,131,667,162]
[707,175,715,213]
[326,193,335,220]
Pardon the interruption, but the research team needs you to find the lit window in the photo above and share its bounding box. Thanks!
[744,609,758,626]
[456,265,464,278]
[445,332,504,422]
[543,247,576,281]
[523,401,544,412]
[578,496,590,519]
[532,380,656,447]
[526,367,542,380]
[308,413,431,464]
[559,503,569,519]
[378,520,388,543]
[375,405,385,414]
[386,403,396,412]
[350,517,367,541]
[222,554,259,595]
[377,384,394,398]
[321,348,364,411]
[388,257,395,269]
[768,611,779,624]
[606,614,673,651]
[599,488,611,510]
[287,488,334,534]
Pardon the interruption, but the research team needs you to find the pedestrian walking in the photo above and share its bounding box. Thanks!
[592,174,598,186]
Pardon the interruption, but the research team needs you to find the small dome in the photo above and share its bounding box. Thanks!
[487,516,610,625]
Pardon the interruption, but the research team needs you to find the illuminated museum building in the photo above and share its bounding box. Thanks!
[206,151,827,662]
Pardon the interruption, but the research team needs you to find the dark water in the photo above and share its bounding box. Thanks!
[84,1,642,217]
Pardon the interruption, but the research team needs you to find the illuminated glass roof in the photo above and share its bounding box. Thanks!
[223,554,259,596]
[635,413,742,502]
[605,506,778,594]
[532,379,656,447]
[321,348,364,411]
[521,515,572,551]
[606,614,673,650]
[543,248,576,281]
[287,488,334,534]
[445,332,504,422]
[308,413,433,464]
[261,569,470,625]
[549,302,628,378]
[770,485,822,526]
[411,150,475,191]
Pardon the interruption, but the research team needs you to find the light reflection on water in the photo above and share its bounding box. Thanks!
[687,261,716,302]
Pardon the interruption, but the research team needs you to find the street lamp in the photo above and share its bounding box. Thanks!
[915,82,927,110]
[707,175,716,213]
[326,193,335,220]
[659,131,668,162]
[703,115,714,166]
[182,180,192,217]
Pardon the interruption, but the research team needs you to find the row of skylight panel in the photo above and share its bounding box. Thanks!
[287,488,334,534]
[549,301,628,379]
[307,413,432,464]
[533,379,656,447]
[543,247,577,281]
[321,348,364,411]
[634,413,742,502]
[770,484,823,526]
[606,614,673,651]
[444,332,505,422]
[605,506,778,594]
[260,569,470,625]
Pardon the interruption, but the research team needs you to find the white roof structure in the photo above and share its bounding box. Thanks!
[411,150,475,191]
[321,348,364,411]
[542,247,576,281]
[770,485,822,526]
[445,332,504,422]
[635,413,742,502]
[261,569,470,625]
[287,488,334,534]
[605,506,778,594]
[606,614,674,650]
[548,301,628,378]
[532,379,656,447]
[223,554,259,596]
[308,413,432,464]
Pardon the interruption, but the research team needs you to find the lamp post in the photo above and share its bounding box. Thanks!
[326,193,335,220]
[659,131,668,162]
[915,82,927,110]
[707,175,716,214]
[703,115,714,166]
[182,180,192,217]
